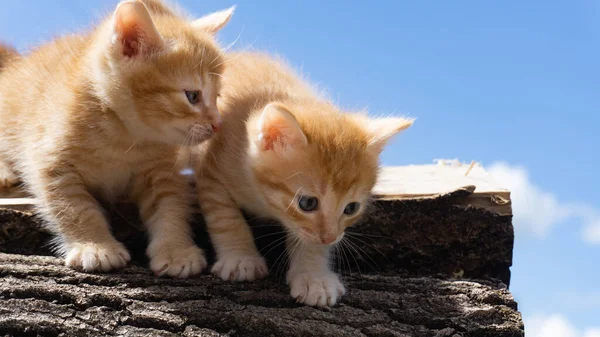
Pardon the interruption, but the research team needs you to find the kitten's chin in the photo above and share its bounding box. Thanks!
[186,133,214,146]
[159,123,215,146]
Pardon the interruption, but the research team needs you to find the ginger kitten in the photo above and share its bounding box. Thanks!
[0,0,233,277]
[193,52,413,306]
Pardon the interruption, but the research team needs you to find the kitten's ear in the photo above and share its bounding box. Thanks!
[191,6,235,34]
[257,103,308,154]
[112,0,164,58]
[366,117,414,154]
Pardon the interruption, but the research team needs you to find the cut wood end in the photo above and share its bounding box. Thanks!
[373,163,509,196]
[372,163,512,215]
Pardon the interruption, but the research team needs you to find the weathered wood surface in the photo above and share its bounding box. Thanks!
[1,162,512,215]
[0,253,523,337]
[373,162,511,216]
[0,186,514,285]
[0,164,522,336]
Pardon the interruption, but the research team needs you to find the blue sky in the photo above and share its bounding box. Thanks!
[1,0,598,334]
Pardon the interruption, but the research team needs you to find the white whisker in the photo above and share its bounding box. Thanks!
[217,26,245,58]
[338,239,353,277]
[125,141,138,154]
[341,238,363,275]
[284,171,304,180]
[258,235,287,256]
[208,72,226,80]
[285,187,302,213]
[345,237,381,272]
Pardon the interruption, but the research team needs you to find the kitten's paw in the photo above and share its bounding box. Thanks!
[148,243,207,278]
[212,253,268,282]
[65,241,130,272]
[288,271,346,307]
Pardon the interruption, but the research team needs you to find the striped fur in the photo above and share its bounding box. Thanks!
[192,52,413,305]
[0,0,233,277]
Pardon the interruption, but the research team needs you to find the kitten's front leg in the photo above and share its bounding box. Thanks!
[133,166,206,278]
[197,171,268,282]
[35,170,130,271]
[286,234,346,307]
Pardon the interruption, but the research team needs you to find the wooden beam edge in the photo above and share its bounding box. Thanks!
[0,193,512,216]
[0,164,513,215]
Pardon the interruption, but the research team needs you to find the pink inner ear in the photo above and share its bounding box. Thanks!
[113,2,161,58]
[120,23,141,57]
[261,126,281,151]
[258,103,308,153]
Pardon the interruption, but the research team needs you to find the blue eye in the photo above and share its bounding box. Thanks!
[298,196,319,212]
[185,90,201,105]
[343,202,360,215]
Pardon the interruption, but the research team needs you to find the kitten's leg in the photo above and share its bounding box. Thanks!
[132,164,206,278]
[0,159,19,189]
[35,170,130,271]
[286,235,346,307]
[197,170,268,281]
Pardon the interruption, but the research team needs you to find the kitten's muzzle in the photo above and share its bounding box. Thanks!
[188,122,215,143]
[320,233,337,245]
[299,228,340,246]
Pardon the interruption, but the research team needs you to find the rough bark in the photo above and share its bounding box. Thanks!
[0,253,523,337]
[0,187,514,285]
[0,187,523,336]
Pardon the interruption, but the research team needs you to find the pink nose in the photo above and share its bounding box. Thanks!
[321,234,336,245]
[211,121,221,132]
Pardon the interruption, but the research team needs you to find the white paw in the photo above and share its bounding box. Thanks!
[288,271,346,307]
[65,241,131,272]
[211,253,268,282]
[148,243,207,278]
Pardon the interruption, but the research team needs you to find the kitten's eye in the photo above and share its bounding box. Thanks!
[298,196,319,212]
[343,202,360,215]
[185,90,202,105]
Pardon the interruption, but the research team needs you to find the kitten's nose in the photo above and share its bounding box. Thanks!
[209,109,222,133]
[206,104,221,130]
[321,234,337,245]
[211,121,221,133]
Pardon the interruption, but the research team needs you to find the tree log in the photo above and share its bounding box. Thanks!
[0,253,522,337]
[0,164,524,336]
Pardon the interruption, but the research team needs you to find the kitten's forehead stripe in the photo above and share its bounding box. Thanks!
[292,103,377,195]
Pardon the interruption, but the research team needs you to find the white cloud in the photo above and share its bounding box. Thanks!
[526,314,600,337]
[487,162,600,242]
[527,314,578,337]
[584,329,600,337]
[582,219,600,244]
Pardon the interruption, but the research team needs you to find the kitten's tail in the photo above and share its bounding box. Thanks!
[0,43,18,72]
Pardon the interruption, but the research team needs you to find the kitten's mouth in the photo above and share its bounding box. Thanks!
[296,229,343,246]
[186,123,215,145]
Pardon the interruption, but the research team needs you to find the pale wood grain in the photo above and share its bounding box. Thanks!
[0,163,512,215]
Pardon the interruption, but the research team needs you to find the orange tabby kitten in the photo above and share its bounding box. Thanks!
[0,0,233,277]
[194,52,413,305]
